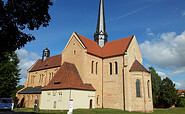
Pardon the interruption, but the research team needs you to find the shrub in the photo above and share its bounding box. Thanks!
[176,97,185,107]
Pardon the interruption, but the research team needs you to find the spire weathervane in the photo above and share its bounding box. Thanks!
[94,0,108,48]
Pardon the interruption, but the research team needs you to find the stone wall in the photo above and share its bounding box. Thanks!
[102,56,124,110]
[26,67,60,88]
[16,94,41,108]
[61,33,103,108]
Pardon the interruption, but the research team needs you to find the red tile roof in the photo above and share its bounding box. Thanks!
[42,62,96,91]
[29,54,61,72]
[177,90,185,95]
[102,36,133,58]
[76,33,134,58]
[77,34,102,57]
[129,60,149,73]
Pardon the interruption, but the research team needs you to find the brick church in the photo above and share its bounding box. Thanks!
[16,0,153,112]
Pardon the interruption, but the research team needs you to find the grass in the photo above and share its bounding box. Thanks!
[13,107,185,114]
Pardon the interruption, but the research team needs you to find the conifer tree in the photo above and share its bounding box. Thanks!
[149,67,162,106]
[0,52,20,98]
[158,77,178,108]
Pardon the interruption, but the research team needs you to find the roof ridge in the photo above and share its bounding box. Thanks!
[76,33,98,44]
[47,54,61,58]
[104,35,134,44]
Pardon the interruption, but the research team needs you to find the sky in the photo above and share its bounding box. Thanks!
[15,0,185,89]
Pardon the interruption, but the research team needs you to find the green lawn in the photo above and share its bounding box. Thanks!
[13,107,185,114]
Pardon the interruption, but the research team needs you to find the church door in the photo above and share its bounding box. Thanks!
[89,99,92,108]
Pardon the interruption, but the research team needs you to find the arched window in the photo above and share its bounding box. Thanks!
[110,63,112,75]
[49,73,51,81]
[91,61,94,74]
[39,74,41,83]
[74,50,76,55]
[147,80,150,98]
[136,79,141,97]
[115,62,118,74]
[96,62,98,74]
[31,95,33,102]
[97,95,99,105]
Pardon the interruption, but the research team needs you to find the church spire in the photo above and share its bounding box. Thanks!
[94,0,108,48]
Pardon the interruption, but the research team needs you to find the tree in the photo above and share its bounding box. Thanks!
[0,0,53,55]
[0,52,20,98]
[11,85,24,101]
[149,67,162,106]
[158,77,178,108]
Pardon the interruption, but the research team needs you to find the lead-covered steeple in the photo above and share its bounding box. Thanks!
[94,0,108,48]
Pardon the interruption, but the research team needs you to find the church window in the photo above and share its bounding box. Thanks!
[49,73,51,81]
[110,63,112,75]
[115,62,118,74]
[97,95,99,105]
[91,61,94,74]
[39,74,44,83]
[53,91,57,96]
[96,62,98,74]
[136,79,141,97]
[31,75,34,83]
[74,50,76,55]
[147,80,150,98]
[30,76,32,83]
[31,95,33,102]
[39,74,41,83]
[59,92,62,100]
[42,74,44,82]
[33,76,35,83]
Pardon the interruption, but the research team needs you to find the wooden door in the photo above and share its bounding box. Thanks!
[89,99,92,108]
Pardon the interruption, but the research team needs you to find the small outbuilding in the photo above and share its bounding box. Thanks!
[40,62,96,110]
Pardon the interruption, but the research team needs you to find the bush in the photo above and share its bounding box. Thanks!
[176,97,185,107]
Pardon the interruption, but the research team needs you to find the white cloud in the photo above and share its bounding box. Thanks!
[30,52,40,60]
[16,49,40,78]
[174,80,185,89]
[157,71,167,79]
[140,30,185,69]
[146,28,155,37]
[182,11,185,16]
[107,5,150,22]
[168,70,185,77]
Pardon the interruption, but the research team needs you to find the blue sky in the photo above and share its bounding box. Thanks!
[15,0,185,89]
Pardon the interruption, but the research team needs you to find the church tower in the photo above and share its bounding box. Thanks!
[94,0,108,48]
[42,46,50,61]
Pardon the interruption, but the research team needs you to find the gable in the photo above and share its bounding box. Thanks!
[129,60,149,73]
[62,32,86,55]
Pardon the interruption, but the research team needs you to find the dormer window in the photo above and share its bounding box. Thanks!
[54,82,61,84]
